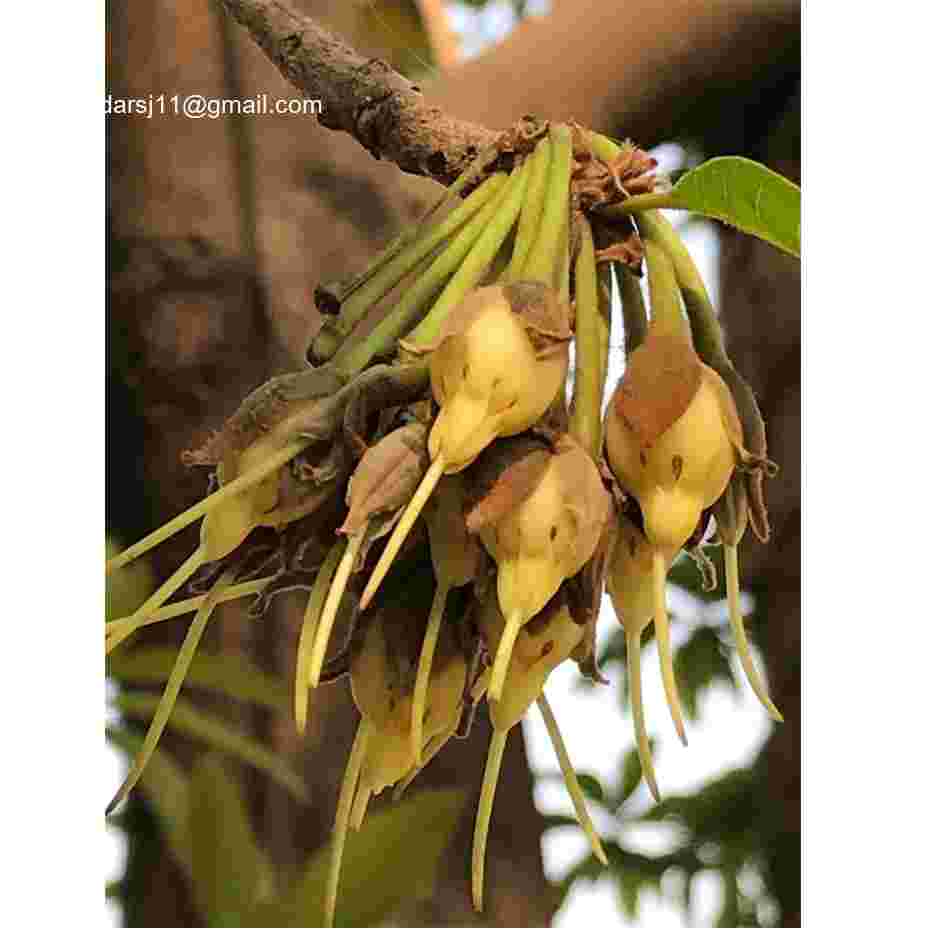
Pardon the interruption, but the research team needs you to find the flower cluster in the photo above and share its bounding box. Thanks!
[106,122,779,925]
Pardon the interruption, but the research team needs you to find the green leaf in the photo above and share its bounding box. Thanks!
[561,850,609,890]
[542,813,585,831]
[662,157,800,257]
[288,788,467,927]
[575,772,607,805]
[640,767,759,845]
[617,867,643,920]
[108,647,290,714]
[189,755,275,927]
[672,626,738,721]
[716,869,742,927]
[602,844,665,921]
[106,725,193,875]
[617,745,646,807]
[114,692,308,803]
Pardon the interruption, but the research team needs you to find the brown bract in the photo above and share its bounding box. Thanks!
[463,435,553,534]
[339,423,430,536]
[351,566,466,724]
[571,129,658,208]
[565,493,618,684]
[606,147,660,198]
[595,232,645,272]
[184,362,429,470]
[427,475,482,588]
[712,480,748,549]
[549,434,614,558]
[613,325,703,448]
[712,364,779,543]
[493,116,550,160]
[182,366,349,468]
[503,281,573,356]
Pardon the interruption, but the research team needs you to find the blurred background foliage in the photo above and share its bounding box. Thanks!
[106,0,800,925]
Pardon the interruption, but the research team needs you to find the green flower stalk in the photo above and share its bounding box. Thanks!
[106,568,237,814]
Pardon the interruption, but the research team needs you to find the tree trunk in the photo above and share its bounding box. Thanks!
[718,88,801,928]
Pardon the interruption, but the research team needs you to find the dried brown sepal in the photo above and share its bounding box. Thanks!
[570,129,657,205]
[339,423,430,536]
[573,625,609,685]
[531,389,572,439]
[494,116,550,159]
[185,366,351,468]
[184,362,428,474]
[260,446,347,532]
[606,146,659,197]
[571,156,615,212]
[463,435,553,534]
[427,474,482,588]
[613,325,703,448]
[276,506,342,572]
[340,363,431,455]
[683,541,719,593]
[184,529,272,594]
[711,364,778,543]
[260,364,430,528]
[502,280,573,354]
[745,474,772,544]
[350,585,429,728]
[712,479,749,549]
[470,545,496,607]
[548,434,614,562]
[352,610,412,732]
[290,440,349,487]
[569,123,599,159]
[565,494,617,629]
[595,233,644,273]
[244,511,341,615]
[354,508,412,568]
[566,508,617,685]
[350,560,467,730]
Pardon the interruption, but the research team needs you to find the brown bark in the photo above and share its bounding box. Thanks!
[718,90,801,927]
[220,0,496,184]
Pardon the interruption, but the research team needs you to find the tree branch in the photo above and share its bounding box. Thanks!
[219,0,497,185]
